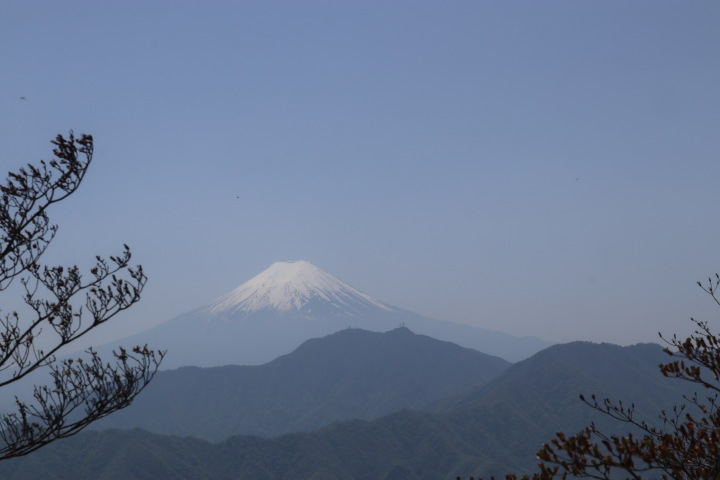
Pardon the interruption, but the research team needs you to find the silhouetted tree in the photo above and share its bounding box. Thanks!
[487,277,720,480]
[0,133,163,459]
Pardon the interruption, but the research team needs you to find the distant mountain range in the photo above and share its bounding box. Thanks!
[91,327,510,440]
[0,340,692,480]
[96,260,552,368]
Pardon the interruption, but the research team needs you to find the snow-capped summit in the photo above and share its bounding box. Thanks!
[210,260,393,316]
[91,260,553,369]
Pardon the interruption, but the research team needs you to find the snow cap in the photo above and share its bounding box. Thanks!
[210,261,392,315]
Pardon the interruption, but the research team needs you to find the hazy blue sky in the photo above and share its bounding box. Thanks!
[1,1,719,347]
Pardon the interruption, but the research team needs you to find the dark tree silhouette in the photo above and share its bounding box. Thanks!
[0,133,163,459]
[484,277,720,480]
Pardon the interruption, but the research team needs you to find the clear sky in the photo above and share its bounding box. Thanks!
[1,1,719,347]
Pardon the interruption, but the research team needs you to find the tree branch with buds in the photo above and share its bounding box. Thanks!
[0,133,163,460]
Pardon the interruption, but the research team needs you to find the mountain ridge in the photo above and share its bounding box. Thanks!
[91,327,510,440]
[0,341,694,479]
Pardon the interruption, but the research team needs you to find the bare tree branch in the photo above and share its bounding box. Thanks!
[0,133,164,460]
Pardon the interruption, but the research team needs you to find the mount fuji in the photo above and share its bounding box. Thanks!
[210,260,394,318]
[102,261,552,368]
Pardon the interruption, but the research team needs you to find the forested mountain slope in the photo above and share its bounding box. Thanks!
[0,341,694,480]
[92,327,510,440]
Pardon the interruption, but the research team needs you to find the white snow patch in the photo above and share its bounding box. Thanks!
[210,261,393,314]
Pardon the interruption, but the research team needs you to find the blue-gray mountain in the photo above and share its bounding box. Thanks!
[0,341,692,480]
[91,327,510,440]
[97,261,551,368]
